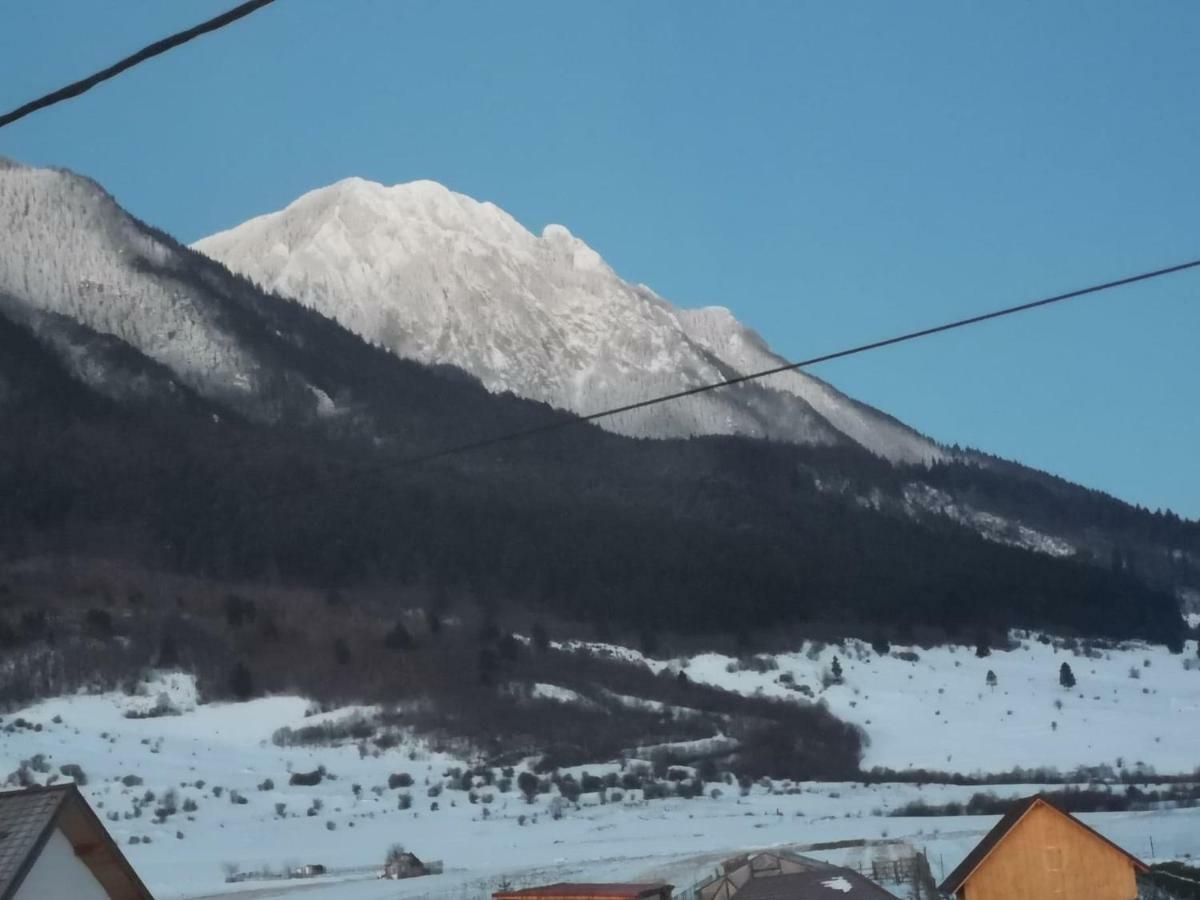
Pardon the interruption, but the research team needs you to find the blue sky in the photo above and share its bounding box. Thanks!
[2,1,1198,516]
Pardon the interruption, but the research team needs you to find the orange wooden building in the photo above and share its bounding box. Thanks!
[940,794,1149,900]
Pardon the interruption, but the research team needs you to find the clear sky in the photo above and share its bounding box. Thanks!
[2,1,1198,517]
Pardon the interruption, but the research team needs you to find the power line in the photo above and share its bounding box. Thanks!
[251,257,1200,503]
[0,0,277,131]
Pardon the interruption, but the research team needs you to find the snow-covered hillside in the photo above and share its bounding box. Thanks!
[0,160,261,406]
[3,661,1198,900]
[0,158,393,424]
[194,178,943,464]
[567,633,1200,773]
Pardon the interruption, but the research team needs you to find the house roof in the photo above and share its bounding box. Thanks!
[0,783,155,900]
[730,869,900,900]
[938,794,1150,895]
[492,883,672,900]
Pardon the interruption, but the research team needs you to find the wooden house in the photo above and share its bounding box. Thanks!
[0,783,154,900]
[382,850,428,879]
[939,794,1149,900]
[493,883,673,900]
[290,863,326,878]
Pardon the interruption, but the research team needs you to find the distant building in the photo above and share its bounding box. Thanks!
[290,863,326,878]
[493,883,673,900]
[939,794,1149,900]
[697,851,900,900]
[0,783,154,899]
[382,850,430,879]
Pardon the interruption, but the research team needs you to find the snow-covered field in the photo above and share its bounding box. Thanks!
[2,631,1199,899]
[611,633,1200,773]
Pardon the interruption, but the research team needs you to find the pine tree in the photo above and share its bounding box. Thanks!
[230,662,254,700]
[986,669,997,690]
[156,633,179,668]
[498,632,520,663]
[975,634,991,658]
[1059,661,1076,689]
[831,656,844,684]
[384,622,412,650]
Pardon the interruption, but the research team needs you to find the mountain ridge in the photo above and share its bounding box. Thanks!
[193,177,944,465]
[0,157,1195,652]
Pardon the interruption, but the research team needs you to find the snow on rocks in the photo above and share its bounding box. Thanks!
[194,178,942,464]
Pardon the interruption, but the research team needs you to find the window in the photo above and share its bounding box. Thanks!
[1044,846,1065,895]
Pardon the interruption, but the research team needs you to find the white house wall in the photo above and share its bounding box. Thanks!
[13,827,111,900]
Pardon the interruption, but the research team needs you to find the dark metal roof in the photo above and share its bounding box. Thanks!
[493,883,673,900]
[0,783,155,900]
[938,794,1149,895]
[729,869,900,900]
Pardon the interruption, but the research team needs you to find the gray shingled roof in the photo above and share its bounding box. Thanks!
[729,869,901,900]
[0,785,72,898]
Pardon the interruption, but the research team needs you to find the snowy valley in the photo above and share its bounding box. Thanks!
[4,631,1199,899]
[2,157,1200,899]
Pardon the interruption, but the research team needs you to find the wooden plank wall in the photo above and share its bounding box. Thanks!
[963,804,1137,900]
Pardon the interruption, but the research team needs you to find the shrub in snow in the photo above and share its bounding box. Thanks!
[517,772,538,802]
[59,763,87,785]
[258,778,274,791]
[643,782,669,800]
[156,789,178,819]
[388,772,414,789]
[557,777,581,802]
[290,767,325,787]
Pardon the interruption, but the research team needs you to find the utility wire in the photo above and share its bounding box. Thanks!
[251,257,1200,503]
[0,0,277,131]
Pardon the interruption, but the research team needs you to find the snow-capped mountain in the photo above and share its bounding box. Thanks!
[0,159,261,409]
[194,178,943,465]
[0,159,440,427]
[3,157,1195,615]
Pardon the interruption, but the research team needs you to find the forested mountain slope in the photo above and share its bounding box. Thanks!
[0,158,1195,656]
